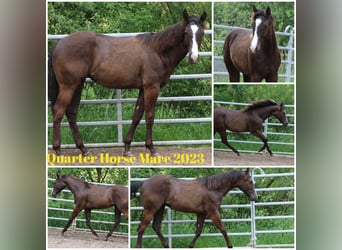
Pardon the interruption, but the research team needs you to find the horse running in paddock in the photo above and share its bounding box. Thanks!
[51,174,128,240]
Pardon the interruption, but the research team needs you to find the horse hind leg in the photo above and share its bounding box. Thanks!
[151,206,169,248]
[218,129,240,156]
[65,84,88,155]
[106,206,121,241]
[136,210,155,248]
[52,80,82,155]
[188,214,205,248]
[85,209,99,237]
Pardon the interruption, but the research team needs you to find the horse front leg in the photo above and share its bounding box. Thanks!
[189,214,205,248]
[61,205,83,236]
[84,208,99,237]
[208,212,233,248]
[143,85,160,156]
[252,130,273,156]
[106,206,121,241]
[124,89,145,156]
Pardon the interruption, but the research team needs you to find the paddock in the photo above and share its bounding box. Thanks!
[47,31,212,160]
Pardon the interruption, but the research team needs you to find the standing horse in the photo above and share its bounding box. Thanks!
[135,169,257,248]
[223,6,280,82]
[214,100,288,156]
[51,174,128,240]
[48,10,207,156]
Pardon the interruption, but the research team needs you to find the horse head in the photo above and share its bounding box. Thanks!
[182,10,207,64]
[236,168,258,201]
[273,103,289,126]
[51,173,67,198]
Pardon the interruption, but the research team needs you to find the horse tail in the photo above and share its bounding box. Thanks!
[130,181,144,198]
[48,44,59,108]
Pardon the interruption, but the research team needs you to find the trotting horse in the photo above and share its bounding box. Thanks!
[48,10,207,156]
[135,169,257,248]
[214,99,288,156]
[223,6,280,82]
[51,174,128,240]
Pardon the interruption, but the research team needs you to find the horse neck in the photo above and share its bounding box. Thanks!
[200,172,242,196]
[253,105,279,121]
[64,176,84,195]
[258,27,278,54]
[146,22,188,68]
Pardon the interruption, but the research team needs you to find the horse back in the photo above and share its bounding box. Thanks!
[214,107,249,132]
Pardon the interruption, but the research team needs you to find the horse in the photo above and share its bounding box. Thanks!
[51,174,128,240]
[214,99,288,156]
[48,10,207,156]
[223,6,280,82]
[135,169,257,248]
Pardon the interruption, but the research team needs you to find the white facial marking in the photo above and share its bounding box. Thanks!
[250,18,262,53]
[190,24,199,62]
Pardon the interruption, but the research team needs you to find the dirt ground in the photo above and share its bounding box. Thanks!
[214,151,294,166]
[47,147,212,166]
[48,227,128,248]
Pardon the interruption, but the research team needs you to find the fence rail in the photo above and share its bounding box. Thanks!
[213,24,295,82]
[214,101,295,155]
[130,169,295,248]
[47,31,212,150]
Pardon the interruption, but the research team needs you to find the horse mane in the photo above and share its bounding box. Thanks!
[62,174,91,188]
[196,170,243,190]
[242,99,277,112]
[135,21,185,53]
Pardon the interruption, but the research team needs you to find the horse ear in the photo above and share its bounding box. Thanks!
[266,6,271,16]
[183,9,189,21]
[56,173,61,179]
[200,12,207,22]
[253,5,257,12]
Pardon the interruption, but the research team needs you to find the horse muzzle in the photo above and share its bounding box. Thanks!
[188,53,199,64]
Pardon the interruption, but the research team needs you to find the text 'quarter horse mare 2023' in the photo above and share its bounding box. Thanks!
[134,169,257,248]
[48,10,207,156]
[214,100,288,156]
[51,174,128,240]
[223,6,280,82]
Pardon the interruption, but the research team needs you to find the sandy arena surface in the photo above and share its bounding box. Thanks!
[48,227,128,248]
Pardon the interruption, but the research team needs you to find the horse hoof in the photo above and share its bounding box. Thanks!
[81,149,89,156]
[123,151,133,157]
[151,152,160,157]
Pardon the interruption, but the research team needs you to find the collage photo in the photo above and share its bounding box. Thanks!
[47,1,295,249]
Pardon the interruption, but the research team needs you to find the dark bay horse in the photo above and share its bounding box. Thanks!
[51,174,128,240]
[135,169,257,248]
[48,10,207,156]
[214,100,288,156]
[223,6,280,82]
